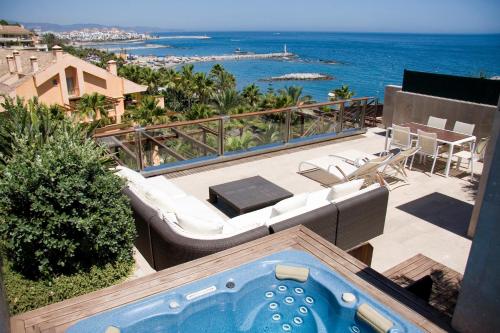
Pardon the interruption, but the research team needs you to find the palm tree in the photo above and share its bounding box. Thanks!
[212,89,241,115]
[127,96,167,126]
[328,85,354,101]
[184,104,215,121]
[76,93,108,123]
[242,84,262,108]
[225,130,256,152]
[210,64,236,92]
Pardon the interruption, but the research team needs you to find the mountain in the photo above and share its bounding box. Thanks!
[20,22,179,33]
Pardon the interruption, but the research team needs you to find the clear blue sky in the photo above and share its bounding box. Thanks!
[3,0,500,33]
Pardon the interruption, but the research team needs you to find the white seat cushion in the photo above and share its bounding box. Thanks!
[326,179,364,201]
[171,195,226,225]
[266,205,313,226]
[332,183,380,203]
[226,206,272,231]
[306,189,330,207]
[176,213,224,235]
[144,176,187,199]
[270,193,308,218]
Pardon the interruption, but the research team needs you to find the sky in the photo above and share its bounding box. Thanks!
[3,0,500,34]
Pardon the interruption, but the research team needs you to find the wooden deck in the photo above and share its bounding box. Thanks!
[384,253,462,321]
[11,226,453,332]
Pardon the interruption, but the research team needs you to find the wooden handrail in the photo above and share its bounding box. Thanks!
[93,97,376,139]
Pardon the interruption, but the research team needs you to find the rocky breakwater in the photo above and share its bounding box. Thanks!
[260,73,334,81]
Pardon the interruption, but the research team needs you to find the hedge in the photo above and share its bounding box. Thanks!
[2,255,134,315]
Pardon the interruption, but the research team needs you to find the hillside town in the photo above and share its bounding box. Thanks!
[46,27,153,42]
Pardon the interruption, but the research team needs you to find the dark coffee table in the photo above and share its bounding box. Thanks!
[209,176,293,216]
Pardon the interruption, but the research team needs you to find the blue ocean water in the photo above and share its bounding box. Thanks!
[100,32,500,101]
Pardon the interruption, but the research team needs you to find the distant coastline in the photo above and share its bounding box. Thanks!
[260,73,334,81]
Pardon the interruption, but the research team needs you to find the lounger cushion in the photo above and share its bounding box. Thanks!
[267,205,313,226]
[176,213,224,235]
[327,179,364,201]
[270,193,308,218]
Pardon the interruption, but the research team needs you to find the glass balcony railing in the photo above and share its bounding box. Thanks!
[94,97,378,173]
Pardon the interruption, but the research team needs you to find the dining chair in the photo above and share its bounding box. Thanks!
[427,116,447,130]
[389,124,412,151]
[453,121,475,136]
[451,137,489,181]
[411,129,440,175]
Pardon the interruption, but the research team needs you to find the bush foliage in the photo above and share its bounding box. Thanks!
[2,255,134,315]
[0,124,136,279]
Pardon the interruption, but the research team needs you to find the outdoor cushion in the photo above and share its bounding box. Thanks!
[306,188,330,207]
[226,206,272,231]
[270,193,308,218]
[176,213,224,235]
[333,183,380,203]
[145,176,187,199]
[116,166,148,187]
[327,179,364,201]
[171,195,226,224]
[266,205,313,226]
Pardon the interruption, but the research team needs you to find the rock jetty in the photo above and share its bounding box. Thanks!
[260,73,334,81]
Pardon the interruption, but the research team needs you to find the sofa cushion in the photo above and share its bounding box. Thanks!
[326,179,364,201]
[144,176,187,199]
[176,213,224,235]
[116,166,147,187]
[306,189,330,207]
[266,205,313,226]
[270,193,308,218]
[172,195,226,224]
[227,206,272,231]
[333,183,381,203]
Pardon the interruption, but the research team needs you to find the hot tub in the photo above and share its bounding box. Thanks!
[68,250,422,333]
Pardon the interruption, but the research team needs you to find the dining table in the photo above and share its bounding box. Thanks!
[385,122,476,177]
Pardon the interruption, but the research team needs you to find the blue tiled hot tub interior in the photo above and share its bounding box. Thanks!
[68,250,422,333]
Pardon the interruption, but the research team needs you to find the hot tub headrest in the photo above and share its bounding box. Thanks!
[275,264,309,282]
[105,326,121,333]
[356,303,394,333]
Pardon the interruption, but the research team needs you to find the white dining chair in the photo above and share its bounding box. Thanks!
[453,121,475,136]
[451,137,489,181]
[427,116,447,130]
[389,124,412,151]
[411,129,440,175]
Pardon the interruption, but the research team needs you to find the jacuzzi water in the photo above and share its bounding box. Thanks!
[68,250,422,333]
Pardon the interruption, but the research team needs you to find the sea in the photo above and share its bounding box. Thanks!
[93,32,500,102]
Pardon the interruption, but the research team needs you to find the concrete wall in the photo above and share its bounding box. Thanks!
[383,86,496,139]
[452,101,500,332]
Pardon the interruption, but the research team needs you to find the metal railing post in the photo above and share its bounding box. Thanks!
[360,98,368,129]
[218,117,228,156]
[134,127,144,171]
[285,108,294,143]
[339,102,345,133]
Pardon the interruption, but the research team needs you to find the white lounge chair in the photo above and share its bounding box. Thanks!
[299,152,392,185]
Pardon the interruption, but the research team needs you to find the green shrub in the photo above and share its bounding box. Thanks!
[0,125,136,279]
[1,254,134,315]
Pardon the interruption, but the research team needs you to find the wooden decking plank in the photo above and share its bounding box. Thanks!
[383,253,424,276]
[384,254,426,277]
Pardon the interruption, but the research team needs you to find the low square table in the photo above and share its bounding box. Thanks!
[208,176,293,216]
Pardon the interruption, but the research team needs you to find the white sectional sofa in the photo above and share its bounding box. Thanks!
[117,166,389,270]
